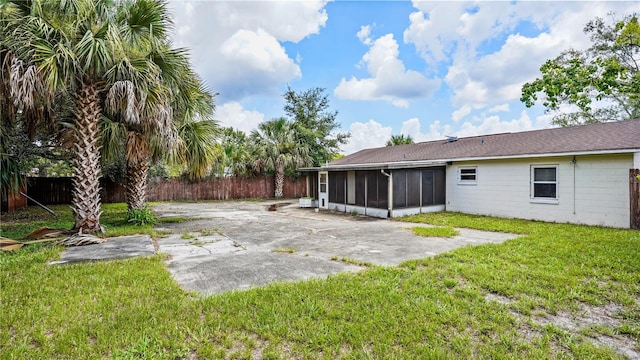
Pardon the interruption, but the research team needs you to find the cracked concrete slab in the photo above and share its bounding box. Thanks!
[50,235,155,265]
[153,201,518,295]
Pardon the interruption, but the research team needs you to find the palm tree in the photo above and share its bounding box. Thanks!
[105,43,218,211]
[251,118,312,198]
[4,0,170,233]
[386,134,414,146]
[212,127,253,177]
[1,2,58,196]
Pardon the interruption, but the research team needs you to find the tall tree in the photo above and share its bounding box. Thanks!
[283,86,349,166]
[1,2,61,195]
[107,41,217,212]
[251,118,312,198]
[521,14,640,126]
[212,127,253,177]
[3,0,172,233]
[386,134,414,146]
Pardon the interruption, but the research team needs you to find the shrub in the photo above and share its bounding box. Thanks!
[127,207,158,226]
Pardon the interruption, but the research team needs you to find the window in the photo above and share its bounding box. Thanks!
[458,166,477,184]
[531,165,558,201]
[319,173,327,193]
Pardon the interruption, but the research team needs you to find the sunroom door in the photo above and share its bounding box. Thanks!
[319,172,328,209]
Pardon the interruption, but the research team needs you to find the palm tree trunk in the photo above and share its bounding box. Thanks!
[274,164,285,198]
[71,81,103,233]
[125,132,149,211]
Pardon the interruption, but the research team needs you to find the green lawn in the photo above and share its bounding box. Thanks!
[1,207,638,359]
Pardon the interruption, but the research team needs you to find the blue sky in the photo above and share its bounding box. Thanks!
[168,0,638,154]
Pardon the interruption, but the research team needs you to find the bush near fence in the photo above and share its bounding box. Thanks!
[24,176,308,205]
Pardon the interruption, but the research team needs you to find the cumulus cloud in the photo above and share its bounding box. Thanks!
[400,118,452,143]
[357,25,373,46]
[451,105,472,122]
[217,28,301,98]
[335,33,440,107]
[404,1,639,111]
[341,120,392,155]
[168,1,329,100]
[216,102,265,134]
[455,111,534,138]
[489,104,510,113]
[398,113,535,145]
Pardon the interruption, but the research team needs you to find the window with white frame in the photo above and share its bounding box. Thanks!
[531,165,558,200]
[458,166,477,184]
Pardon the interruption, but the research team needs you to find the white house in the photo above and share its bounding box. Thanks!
[302,120,640,229]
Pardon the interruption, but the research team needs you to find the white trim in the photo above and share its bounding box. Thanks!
[530,164,559,203]
[457,166,477,185]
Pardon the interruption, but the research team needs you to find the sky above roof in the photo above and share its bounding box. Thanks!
[167,0,638,155]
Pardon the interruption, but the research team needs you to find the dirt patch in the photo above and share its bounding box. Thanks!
[534,302,622,330]
[484,292,514,306]
[533,302,638,359]
[485,294,638,359]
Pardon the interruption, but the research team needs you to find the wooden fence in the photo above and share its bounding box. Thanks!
[23,175,309,205]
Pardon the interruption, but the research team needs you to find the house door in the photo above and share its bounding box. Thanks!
[319,172,328,209]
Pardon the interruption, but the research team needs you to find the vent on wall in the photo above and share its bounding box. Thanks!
[446,136,458,143]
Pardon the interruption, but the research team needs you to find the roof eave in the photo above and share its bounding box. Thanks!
[317,148,640,170]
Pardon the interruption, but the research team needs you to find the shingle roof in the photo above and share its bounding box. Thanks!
[329,120,640,168]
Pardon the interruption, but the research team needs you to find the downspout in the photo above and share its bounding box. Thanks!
[571,156,577,215]
[381,169,392,218]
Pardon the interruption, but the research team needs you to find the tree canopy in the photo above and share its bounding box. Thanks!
[386,134,414,146]
[251,117,312,197]
[283,87,349,166]
[521,14,640,126]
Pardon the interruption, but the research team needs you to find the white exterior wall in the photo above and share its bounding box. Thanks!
[445,154,633,228]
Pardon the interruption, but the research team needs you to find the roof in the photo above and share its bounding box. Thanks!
[325,120,640,169]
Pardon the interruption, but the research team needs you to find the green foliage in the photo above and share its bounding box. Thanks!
[126,207,158,226]
[0,203,162,239]
[251,117,312,175]
[521,14,640,125]
[386,134,414,146]
[211,127,254,177]
[284,86,350,166]
[412,226,459,238]
[1,210,638,358]
[174,118,219,181]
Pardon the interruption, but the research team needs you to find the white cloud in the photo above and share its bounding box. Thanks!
[217,29,301,98]
[216,102,265,134]
[341,120,392,155]
[334,33,440,107]
[451,105,472,122]
[168,1,328,100]
[454,111,534,138]
[400,118,452,143]
[357,25,373,46]
[405,1,639,112]
[398,113,540,146]
[403,2,469,63]
[489,104,510,113]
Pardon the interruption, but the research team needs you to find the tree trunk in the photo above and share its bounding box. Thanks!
[274,165,285,198]
[125,132,150,211]
[71,81,103,233]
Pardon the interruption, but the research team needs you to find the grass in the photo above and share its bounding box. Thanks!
[1,208,639,359]
[272,248,296,254]
[331,256,376,267]
[412,225,460,238]
[0,203,161,239]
